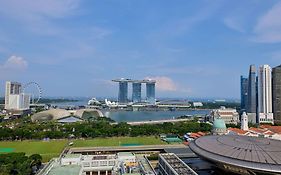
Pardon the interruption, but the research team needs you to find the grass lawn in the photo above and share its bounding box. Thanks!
[0,136,166,162]
[0,140,67,162]
[72,136,167,147]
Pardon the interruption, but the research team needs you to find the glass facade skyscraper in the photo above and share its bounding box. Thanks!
[146,82,156,104]
[272,65,281,124]
[132,82,141,103]
[247,65,257,113]
[240,76,248,111]
[113,79,156,104]
[118,81,128,103]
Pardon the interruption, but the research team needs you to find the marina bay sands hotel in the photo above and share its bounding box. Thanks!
[112,78,156,104]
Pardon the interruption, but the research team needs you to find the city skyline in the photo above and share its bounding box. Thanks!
[1,1,281,98]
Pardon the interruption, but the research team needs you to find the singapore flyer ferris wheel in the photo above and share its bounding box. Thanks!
[23,82,42,104]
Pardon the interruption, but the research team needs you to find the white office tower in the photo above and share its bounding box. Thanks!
[241,112,248,131]
[258,65,274,124]
[5,81,30,110]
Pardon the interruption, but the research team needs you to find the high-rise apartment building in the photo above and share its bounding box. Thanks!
[240,76,248,111]
[5,81,22,109]
[5,81,30,110]
[272,65,281,124]
[247,65,257,113]
[257,65,273,124]
[132,82,141,103]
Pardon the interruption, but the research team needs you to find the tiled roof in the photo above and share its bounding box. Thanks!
[228,128,248,135]
[260,125,281,134]
[249,127,267,134]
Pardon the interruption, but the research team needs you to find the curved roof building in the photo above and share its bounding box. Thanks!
[31,109,103,122]
[189,135,281,175]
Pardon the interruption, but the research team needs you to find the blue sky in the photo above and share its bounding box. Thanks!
[0,0,281,99]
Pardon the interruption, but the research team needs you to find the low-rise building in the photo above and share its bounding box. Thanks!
[227,125,281,141]
[192,102,203,107]
[210,106,239,125]
[40,152,155,175]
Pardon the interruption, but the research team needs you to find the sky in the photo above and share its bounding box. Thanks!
[0,0,281,99]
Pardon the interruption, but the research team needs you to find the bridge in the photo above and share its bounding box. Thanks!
[112,118,193,125]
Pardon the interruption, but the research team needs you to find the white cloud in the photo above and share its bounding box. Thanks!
[0,0,80,35]
[0,55,28,80]
[223,18,245,33]
[1,55,28,70]
[145,76,178,92]
[145,76,193,96]
[254,1,281,43]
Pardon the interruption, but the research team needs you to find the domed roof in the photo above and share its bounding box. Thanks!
[213,117,226,130]
[212,117,227,135]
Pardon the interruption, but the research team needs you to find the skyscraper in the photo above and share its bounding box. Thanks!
[146,81,156,104]
[113,78,156,104]
[240,76,248,111]
[257,65,273,124]
[247,65,257,113]
[118,81,128,103]
[132,82,141,103]
[5,81,22,109]
[5,81,30,110]
[272,65,281,124]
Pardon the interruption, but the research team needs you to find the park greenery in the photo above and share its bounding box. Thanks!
[0,136,165,162]
[0,117,211,140]
[0,153,42,175]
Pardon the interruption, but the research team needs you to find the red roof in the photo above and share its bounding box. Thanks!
[249,127,268,134]
[197,132,206,136]
[228,128,249,135]
[261,125,281,134]
[189,133,201,138]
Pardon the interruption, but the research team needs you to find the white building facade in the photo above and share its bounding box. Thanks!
[5,81,30,110]
[210,106,239,125]
[258,65,274,124]
[241,112,248,131]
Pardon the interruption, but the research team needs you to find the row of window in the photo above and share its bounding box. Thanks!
[82,160,115,167]
[259,118,273,121]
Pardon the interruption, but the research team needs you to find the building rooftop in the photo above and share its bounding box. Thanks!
[228,128,249,135]
[47,165,81,175]
[63,154,81,159]
[112,79,156,83]
[189,135,281,173]
[260,125,281,134]
[117,152,134,157]
[160,153,198,175]
[136,155,156,175]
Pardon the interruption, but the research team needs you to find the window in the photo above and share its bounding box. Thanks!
[91,161,98,167]
[100,161,108,166]
[108,161,115,166]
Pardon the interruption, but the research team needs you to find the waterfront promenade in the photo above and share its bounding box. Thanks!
[112,118,193,125]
